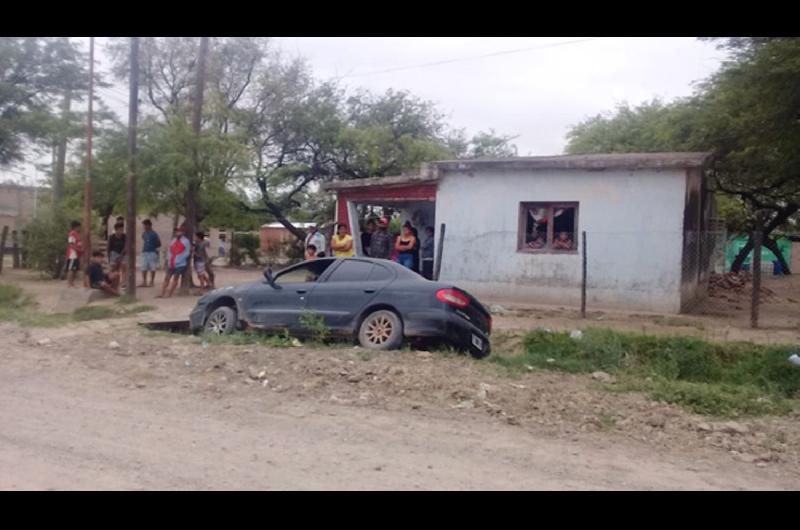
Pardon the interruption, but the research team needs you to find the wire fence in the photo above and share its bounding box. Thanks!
[434,227,793,329]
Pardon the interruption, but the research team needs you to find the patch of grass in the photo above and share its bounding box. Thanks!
[0,284,29,307]
[0,283,154,327]
[299,311,330,342]
[652,316,706,330]
[72,304,155,321]
[490,327,800,417]
[598,413,617,430]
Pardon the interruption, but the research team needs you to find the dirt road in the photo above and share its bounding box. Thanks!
[2,319,798,490]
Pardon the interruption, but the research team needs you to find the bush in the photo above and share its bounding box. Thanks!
[229,232,261,266]
[299,310,330,343]
[24,209,72,278]
[0,284,30,310]
[493,327,800,417]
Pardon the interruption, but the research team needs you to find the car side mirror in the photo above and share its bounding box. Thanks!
[264,267,281,289]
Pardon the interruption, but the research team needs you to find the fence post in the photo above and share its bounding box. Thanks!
[751,228,762,328]
[433,223,446,281]
[20,230,28,268]
[0,226,8,274]
[11,230,20,269]
[581,230,587,318]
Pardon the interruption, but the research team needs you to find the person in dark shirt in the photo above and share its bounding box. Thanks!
[139,219,161,287]
[107,221,127,275]
[421,226,435,279]
[87,251,120,296]
[360,219,376,256]
[369,217,393,260]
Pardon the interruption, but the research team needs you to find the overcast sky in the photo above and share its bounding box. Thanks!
[1,37,727,185]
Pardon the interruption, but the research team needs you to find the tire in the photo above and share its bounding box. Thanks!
[204,306,237,335]
[358,310,403,351]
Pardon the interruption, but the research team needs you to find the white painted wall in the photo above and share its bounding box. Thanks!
[435,168,688,313]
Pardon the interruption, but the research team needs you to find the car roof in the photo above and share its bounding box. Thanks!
[278,256,422,280]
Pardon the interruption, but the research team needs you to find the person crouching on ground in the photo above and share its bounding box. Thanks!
[331,223,355,257]
[87,250,120,296]
[157,226,191,298]
[193,231,211,290]
[139,219,161,287]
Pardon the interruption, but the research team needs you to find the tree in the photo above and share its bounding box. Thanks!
[447,128,519,159]
[0,37,88,167]
[565,37,800,273]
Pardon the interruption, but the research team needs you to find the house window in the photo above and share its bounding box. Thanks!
[518,202,579,253]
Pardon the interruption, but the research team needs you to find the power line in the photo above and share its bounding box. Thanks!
[339,37,602,79]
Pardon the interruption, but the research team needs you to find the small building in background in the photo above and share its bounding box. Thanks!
[0,182,46,230]
[324,153,718,314]
[260,222,315,256]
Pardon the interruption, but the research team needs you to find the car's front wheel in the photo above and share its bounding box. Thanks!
[204,306,237,335]
[358,310,403,350]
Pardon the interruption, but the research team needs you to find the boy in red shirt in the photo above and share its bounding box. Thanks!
[65,220,83,287]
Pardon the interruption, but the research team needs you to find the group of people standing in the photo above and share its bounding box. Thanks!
[342,217,435,279]
[64,218,217,298]
[299,217,435,279]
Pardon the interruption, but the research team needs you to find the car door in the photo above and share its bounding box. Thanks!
[302,259,395,332]
[246,260,335,331]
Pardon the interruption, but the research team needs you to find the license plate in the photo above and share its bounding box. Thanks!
[471,334,483,350]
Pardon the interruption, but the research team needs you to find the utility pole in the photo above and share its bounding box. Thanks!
[181,36,209,291]
[126,37,140,297]
[82,37,94,284]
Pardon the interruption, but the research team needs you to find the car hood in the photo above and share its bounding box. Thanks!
[198,282,258,304]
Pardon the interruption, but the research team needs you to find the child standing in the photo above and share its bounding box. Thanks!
[157,226,191,298]
[139,219,161,287]
[65,220,83,287]
[193,231,211,290]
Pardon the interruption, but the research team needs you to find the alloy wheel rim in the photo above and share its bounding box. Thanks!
[207,312,228,334]
[365,315,392,345]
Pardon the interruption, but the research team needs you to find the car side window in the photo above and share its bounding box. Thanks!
[325,260,375,282]
[275,260,334,284]
[367,263,393,281]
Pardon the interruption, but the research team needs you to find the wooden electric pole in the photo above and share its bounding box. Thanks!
[181,36,209,292]
[126,37,140,297]
[82,37,94,282]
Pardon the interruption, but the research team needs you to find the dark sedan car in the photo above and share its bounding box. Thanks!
[189,257,491,358]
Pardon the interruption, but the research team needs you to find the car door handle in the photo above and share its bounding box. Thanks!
[363,289,376,294]
[296,289,307,295]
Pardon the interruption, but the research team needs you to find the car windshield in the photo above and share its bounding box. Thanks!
[275,259,335,284]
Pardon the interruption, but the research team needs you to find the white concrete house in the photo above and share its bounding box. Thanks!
[324,153,715,313]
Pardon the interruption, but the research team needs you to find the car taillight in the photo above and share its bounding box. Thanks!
[436,288,469,308]
[487,314,492,334]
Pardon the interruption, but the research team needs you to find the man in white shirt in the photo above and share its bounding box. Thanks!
[304,225,326,257]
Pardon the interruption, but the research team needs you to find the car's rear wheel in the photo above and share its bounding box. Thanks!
[358,310,403,350]
[204,306,237,335]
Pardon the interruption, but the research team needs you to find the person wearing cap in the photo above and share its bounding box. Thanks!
[157,225,192,298]
[304,224,326,257]
[369,217,393,260]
